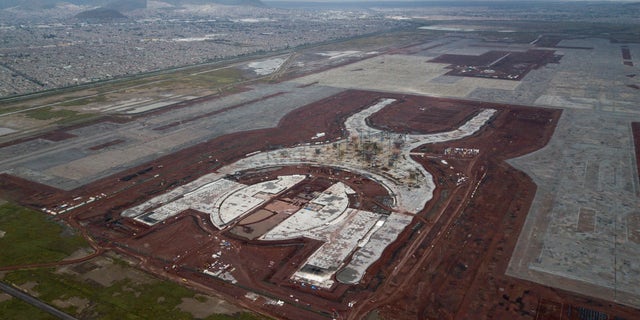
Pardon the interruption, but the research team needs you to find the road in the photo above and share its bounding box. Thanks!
[0,281,78,320]
[347,156,485,320]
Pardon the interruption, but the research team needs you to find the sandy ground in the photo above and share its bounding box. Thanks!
[0,292,12,303]
[178,294,244,318]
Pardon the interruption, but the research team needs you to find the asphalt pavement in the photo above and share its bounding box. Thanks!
[0,281,78,320]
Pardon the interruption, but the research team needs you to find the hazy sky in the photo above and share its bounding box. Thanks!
[266,0,636,2]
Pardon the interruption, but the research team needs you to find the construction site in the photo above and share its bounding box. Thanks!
[1,31,640,320]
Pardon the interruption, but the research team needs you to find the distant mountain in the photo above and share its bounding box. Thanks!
[0,0,97,10]
[104,0,147,11]
[0,0,264,10]
[164,0,265,7]
[75,7,127,20]
[0,0,65,10]
[210,0,265,6]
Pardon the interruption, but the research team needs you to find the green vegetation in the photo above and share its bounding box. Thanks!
[57,94,109,107]
[23,107,96,124]
[0,105,25,116]
[0,296,57,320]
[144,67,245,90]
[317,29,429,52]
[214,313,271,320]
[94,77,158,94]
[0,202,267,319]
[0,203,88,267]
[3,266,268,320]
[25,106,81,120]
[184,67,245,87]
[92,64,245,94]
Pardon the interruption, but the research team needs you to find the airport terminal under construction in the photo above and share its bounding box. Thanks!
[1,32,640,320]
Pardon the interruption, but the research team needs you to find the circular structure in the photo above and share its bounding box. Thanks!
[219,168,397,287]
[120,96,497,289]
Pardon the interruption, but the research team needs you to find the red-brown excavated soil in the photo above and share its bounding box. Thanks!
[632,122,640,186]
[369,96,491,134]
[2,90,640,320]
[428,49,562,81]
[533,36,593,50]
[622,47,632,61]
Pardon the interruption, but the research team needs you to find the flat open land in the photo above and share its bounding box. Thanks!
[1,28,640,320]
[428,49,562,81]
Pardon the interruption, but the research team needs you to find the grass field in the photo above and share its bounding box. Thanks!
[0,203,89,267]
[0,295,57,320]
[23,107,97,125]
[0,105,25,116]
[134,66,246,91]
[181,67,245,88]
[2,265,268,320]
[0,202,267,319]
[57,95,109,107]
